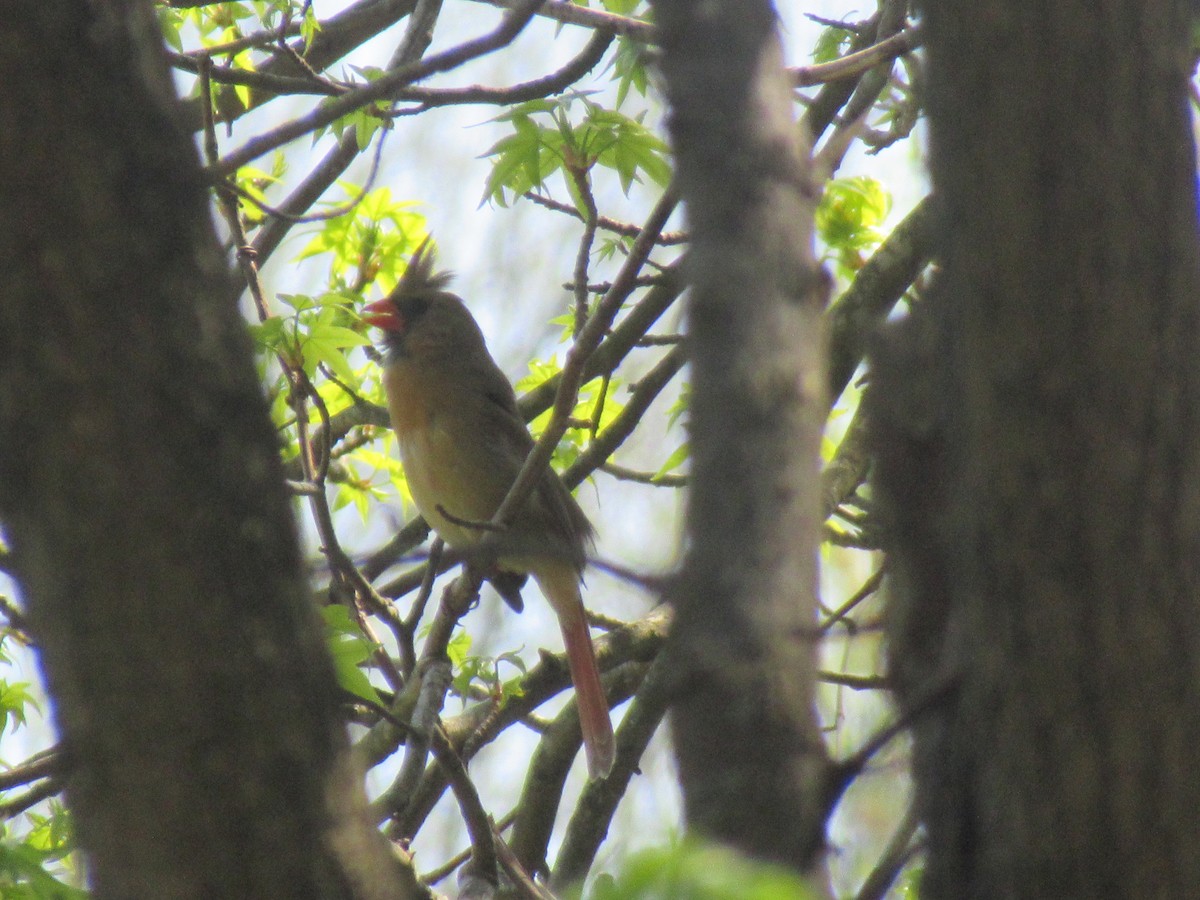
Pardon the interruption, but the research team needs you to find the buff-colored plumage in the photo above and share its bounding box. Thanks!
[365,240,614,778]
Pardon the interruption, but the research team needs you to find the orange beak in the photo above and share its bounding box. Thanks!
[363,299,403,333]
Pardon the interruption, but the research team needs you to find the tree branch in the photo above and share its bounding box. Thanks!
[791,26,922,87]
[550,652,672,888]
[468,0,654,40]
[827,195,932,402]
[207,0,548,177]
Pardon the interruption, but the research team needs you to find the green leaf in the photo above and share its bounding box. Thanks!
[225,34,256,109]
[594,838,823,900]
[158,8,185,52]
[320,606,381,704]
[0,681,38,735]
[481,132,540,206]
[448,631,484,699]
[297,188,424,294]
[612,39,647,108]
[277,292,316,312]
[816,176,892,273]
[353,108,387,151]
[349,65,386,82]
[665,381,689,429]
[0,812,86,899]
[301,5,321,52]
[299,314,370,383]
[446,630,473,670]
[246,316,288,354]
[812,24,854,64]
[481,94,670,205]
[655,442,689,479]
[496,650,528,679]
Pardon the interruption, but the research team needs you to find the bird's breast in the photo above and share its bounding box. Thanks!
[381,361,437,433]
[383,362,505,549]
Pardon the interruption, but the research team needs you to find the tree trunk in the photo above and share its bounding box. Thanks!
[872,1,1200,896]
[0,3,417,897]
[650,0,831,874]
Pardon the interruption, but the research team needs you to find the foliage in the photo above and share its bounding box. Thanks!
[817,176,892,276]
[322,605,383,704]
[588,839,824,900]
[0,807,83,898]
[482,94,671,209]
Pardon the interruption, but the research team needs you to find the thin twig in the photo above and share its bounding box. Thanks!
[562,342,686,488]
[525,191,688,244]
[854,804,922,900]
[386,607,671,838]
[202,59,407,687]
[805,13,871,34]
[222,125,388,224]
[469,0,652,41]
[0,749,62,791]
[397,29,612,111]
[184,22,304,58]
[495,829,559,900]
[169,52,343,96]
[405,539,444,633]
[249,0,444,267]
[600,462,686,487]
[821,567,885,633]
[0,779,60,820]
[818,671,889,691]
[827,667,960,811]
[564,275,668,293]
[208,0,548,176]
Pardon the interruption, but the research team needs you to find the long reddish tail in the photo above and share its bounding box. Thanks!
[559,610,615,778]
[535,567,615,778]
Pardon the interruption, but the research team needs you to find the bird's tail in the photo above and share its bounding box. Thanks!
[559,610,616,778]
[536,567,615,779]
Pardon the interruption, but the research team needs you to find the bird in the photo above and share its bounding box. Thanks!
[363,239,615,779]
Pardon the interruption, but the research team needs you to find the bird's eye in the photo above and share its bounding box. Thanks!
[402,296,430,319]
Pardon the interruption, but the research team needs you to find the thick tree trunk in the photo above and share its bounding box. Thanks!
[873,1,1200,896]
[651,0,830,874]
[0,3,417,897]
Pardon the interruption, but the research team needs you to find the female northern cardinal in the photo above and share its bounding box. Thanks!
[363,240,615,778]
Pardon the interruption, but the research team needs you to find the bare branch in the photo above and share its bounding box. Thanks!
[468,0,653,40]
[550,653,672,888]
[430,727,499,890]
[525,191,688,244]
[208,0,549,177]
[0,749,63,791]
[791,26,922,87]
[854,804,922,900]
[384,607,671,840]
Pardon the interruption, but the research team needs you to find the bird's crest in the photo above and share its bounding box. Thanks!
[398,237,454,296]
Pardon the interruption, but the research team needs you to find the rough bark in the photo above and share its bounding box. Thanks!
[872,1,1200,896]
[650,0,830,873]
[0,3,418,897]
